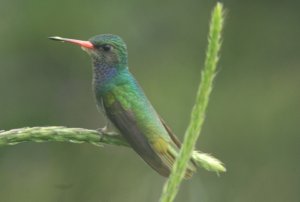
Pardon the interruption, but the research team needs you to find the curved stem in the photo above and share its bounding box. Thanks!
[0,126,224,173]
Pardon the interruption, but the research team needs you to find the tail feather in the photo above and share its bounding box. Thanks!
[159,117,197,178]
[155,145,196,179]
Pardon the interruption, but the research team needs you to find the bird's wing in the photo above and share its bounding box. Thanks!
[102,90,196,178]
[159,117,197,167]
[103,96,172,177]
[159,117,182,149]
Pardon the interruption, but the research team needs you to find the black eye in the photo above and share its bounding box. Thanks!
[102,44,113,52]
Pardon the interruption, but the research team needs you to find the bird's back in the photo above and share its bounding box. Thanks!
[99,71,196,178]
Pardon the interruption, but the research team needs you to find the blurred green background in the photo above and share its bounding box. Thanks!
[0,0,299,201]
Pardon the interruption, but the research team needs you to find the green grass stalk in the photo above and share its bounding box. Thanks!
[0,126,224,173]
[160,3,225,202]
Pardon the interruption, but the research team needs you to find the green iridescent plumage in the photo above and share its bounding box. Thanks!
[50,34,196,178]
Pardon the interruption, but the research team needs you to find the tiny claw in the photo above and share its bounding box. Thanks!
[97,126,108,133]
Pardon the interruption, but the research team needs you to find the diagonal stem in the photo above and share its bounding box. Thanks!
[160,3,225,202]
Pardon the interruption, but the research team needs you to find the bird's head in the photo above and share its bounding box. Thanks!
[49,34,128,69]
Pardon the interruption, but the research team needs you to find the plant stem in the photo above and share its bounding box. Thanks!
[160,3,224,202]
[0,126,225,173]
[0,126,127,147]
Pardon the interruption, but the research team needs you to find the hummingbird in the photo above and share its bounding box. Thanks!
[49,34,196,178]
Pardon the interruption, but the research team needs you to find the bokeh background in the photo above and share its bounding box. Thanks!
[0,0,299,201]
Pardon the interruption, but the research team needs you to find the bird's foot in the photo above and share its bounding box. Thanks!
[97,126,108,133]
[97,125,118,136]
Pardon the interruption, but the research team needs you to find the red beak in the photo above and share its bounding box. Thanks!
[49,36,94,49]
